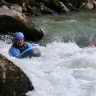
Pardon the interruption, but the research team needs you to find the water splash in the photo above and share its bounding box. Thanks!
[0,41,96,96]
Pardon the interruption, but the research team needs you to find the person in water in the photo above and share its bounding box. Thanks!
[9,32,41,58]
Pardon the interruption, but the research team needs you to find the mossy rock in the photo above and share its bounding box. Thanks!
[0,53,34,96]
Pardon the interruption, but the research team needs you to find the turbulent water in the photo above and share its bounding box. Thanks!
[1,12,96,96]
[31,11,96,47]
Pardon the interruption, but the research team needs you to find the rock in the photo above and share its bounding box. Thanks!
[0,15,44,41]
[28,0,37,7]
[85,2,93,9]
[60,2,70,13]
[39,0,62,13]
[88,0,95,3]
[85,0,94,9]
[0,0,13,8]
[0,5,9,10]
[0,7,44,41]
[11,9,28,22]
[81,3,86,8]
[41,4,57,14]
[27,5,41,16]
[0,53,34,96]
[67,3,80,11]
[5,0,39,15]
[0,7,27,23]
[10,4,23,12]
[22,2,27,12]
[93,1,96,8]
[0,7,12,15]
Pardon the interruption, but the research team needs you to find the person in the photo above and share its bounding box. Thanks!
[9,32,41,58]
[90,43,96,47]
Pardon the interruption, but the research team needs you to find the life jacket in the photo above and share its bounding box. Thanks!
[9,42,41,58]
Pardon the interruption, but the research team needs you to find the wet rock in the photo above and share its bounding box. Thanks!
[60,2,70,13]
[0,5,9,10]
[0,53,34,96]
[27,5,41,16]
[40,3,57,14]
[2,0,96,15]
[27,0,37,7]
[85,2,94,9]
[39,0,63,13]
[10,4,23,12]
[0,15,44,41]
[0,7,27,22]
[0,7,44,41]
[66,3,80,11]
[93,1,96,8]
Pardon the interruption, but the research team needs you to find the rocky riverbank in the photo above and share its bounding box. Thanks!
[0,0,45,42]
[0,0,96,41]
[1,0,96,15]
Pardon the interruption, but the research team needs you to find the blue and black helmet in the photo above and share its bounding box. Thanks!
[13,32,24,41]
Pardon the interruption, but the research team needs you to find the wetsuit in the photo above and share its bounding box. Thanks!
[9,42,41,58]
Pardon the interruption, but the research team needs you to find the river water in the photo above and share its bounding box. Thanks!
[31,11,96,47]
[1,12,96,96]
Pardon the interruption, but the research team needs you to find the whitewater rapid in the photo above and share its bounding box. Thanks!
[0,40,96,96]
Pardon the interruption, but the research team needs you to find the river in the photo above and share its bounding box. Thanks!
[1,11,96,96]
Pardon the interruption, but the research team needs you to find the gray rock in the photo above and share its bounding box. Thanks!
[41,4,57,14]
[60,2,70,13]
[0,53,34,96]
[0,8,27,22]
[0,8,44,41]
[10,4,23,12]
[0,5,9,10]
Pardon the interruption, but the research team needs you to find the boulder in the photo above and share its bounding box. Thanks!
[88,0,95,3]
[39,0,63,13]
[6,0,36,7]
[85,2,93,9]
[0,5,9,10]
[0,7,27,23]
[10,4,23,12]
[66,3,80,11]
[0,8,44,41]
[0,53,34,96]
[40,3,57,14]
[60,2,70,13]
[84,0,94,9]
[27,5,41,16]
[5,0,41,16]
[27,0,37,7]
[0,15,44,41]
[93,1,96,8]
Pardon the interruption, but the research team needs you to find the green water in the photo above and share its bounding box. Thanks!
[31,11,96,47]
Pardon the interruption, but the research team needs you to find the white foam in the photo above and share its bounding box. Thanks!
[0,41,96,96]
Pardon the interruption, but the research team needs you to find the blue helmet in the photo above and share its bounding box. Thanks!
[13,32,24,41]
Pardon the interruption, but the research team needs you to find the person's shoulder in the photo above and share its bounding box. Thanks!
[9,46,20,57]
[25,42,37,48]
[25,42,33,47]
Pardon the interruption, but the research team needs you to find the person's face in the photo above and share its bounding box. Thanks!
[15,38,24,46]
